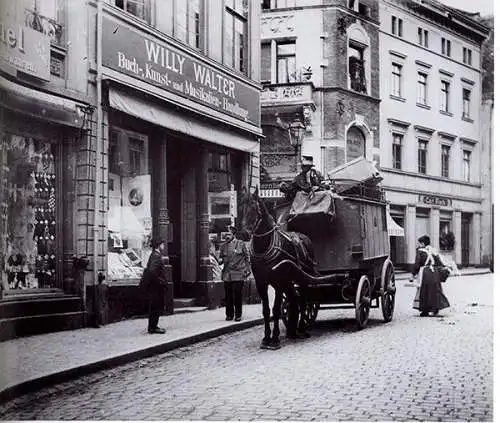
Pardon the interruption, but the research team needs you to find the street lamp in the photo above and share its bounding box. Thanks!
[288,116,306,171]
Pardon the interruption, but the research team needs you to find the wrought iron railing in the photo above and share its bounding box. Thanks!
[25,9,64,46]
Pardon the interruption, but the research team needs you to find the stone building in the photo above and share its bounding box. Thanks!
[379,0,490,268]
[0,0,262,340]
[259,0,381,200]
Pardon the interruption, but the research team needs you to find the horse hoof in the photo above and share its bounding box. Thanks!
[260,338,271,349]
[298,331,311,339]
[268,341,281,350]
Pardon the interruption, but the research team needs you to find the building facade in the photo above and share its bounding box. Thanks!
[379,0,489,268]
[259,0,380,201]
[0,0,94,339]
[0,0,262,339]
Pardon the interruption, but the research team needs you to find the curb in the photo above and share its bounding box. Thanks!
[0,317,263,405]
[394,269,491,281]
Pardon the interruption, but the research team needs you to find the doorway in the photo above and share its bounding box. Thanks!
[461,213,471,266]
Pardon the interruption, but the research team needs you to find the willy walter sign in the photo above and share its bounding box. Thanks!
[102,16,260,127]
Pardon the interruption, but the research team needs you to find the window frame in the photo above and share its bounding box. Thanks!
[114,0,151,23]
[462,88,471,119]
[391,62,402,97]
[417,71,428,105]
[392,132,403,170]
[441,144,450,178]
[348,41,367,94]
[462,149,471,182]
[417,139,428,175]
[223,0,248,74]
[440,80,450,112]
[276,41,297,84]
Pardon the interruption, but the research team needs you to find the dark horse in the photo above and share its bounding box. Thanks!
[240,187,316,349]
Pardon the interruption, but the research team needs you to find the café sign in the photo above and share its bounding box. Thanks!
[418,194,452,207]
[102,16,260,127]
[0,20,50,81]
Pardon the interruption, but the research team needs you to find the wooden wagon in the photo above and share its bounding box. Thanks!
[272,178,396,330]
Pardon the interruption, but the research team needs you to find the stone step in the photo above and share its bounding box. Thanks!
[173,306,209,314]
[173,297,197,308]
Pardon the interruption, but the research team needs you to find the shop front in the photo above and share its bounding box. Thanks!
[99,11,261,320]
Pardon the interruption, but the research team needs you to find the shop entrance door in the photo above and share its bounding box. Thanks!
[461,214,471,266]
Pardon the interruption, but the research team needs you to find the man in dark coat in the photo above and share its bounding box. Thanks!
[145,237,168,333]
[280,156,327,200]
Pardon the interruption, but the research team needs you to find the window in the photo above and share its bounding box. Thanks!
[115,0,151,22]
[261,42,271,83]
[392,133,403,169]
[391,16,403,36]
[348,43,366,93]
[441,37,451,56]
[277,42,296,83]
[224,0,247,73]
[418,27,428,47]
[24,0,63,44]
[462,88,471,118]
[463,150,471,182]
[463,47,472,65]
[417,72,428,105]
[107,128,152,282]
[418,140,427,174]
[391,63,402,97]
[262,0,295,9]
[441,145,450,178]
[440,80,450,112]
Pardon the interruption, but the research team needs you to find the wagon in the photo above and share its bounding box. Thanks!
[271,162,397,330]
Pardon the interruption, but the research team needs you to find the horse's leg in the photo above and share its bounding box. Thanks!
[270,286,282,349]
[256,280,271,348]
[286,283,299,339]
[297,283,311,338]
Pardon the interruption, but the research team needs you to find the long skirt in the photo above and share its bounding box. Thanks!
[412,266,450,313]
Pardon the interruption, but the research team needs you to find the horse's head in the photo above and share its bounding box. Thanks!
[240,186,270,236]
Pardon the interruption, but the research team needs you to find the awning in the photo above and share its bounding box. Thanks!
[387,209,405,237]
[108,87,260,153]
[0,75,86,128]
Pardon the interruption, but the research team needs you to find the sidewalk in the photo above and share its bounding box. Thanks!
[0,267,491,403]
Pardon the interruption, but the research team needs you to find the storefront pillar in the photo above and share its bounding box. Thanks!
[157,137,173,314]
[472,212,481,266]
[430,207,440,250]
[405,204,416,270]
[453,209,462,266]
[62,136,77,295]
[196,147,211,282]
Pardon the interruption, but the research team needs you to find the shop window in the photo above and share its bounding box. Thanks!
[0,135,58,290]
[441,145,450,178]
[208,151,239,245]
[107,129,152,283]
[439,219,455,251]
[114,0,151,22]
[277,42,297,84]
[224,0,248,74]
[418,139,427,174]
[392,133,402,170]
[348,42,367,94]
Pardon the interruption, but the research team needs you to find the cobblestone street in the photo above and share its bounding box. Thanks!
[0,273,493,421]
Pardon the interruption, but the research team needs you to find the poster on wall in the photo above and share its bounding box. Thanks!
[122,174,152,234]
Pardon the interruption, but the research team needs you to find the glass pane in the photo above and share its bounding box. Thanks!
[1,136,58,290]
[277,58,287,83]
[224,11,233,66]
[175,0,188,41]
[277,43,295,56]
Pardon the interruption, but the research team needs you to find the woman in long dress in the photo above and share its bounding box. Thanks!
[410,235,450,317]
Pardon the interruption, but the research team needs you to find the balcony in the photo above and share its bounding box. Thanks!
[25,9,64,46]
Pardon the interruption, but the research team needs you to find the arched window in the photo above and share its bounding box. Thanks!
[346,126,366,162]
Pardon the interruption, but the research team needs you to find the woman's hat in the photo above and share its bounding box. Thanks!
[301,155,314,166]
[418,235,431,246]
[150,236,165,249]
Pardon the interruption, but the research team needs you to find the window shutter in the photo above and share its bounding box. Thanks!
[261,43,271,83]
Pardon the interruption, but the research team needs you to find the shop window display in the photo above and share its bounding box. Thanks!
[0,134,58,290]
[107,129,152,283]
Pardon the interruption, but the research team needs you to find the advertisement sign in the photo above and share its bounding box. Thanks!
[0,20,51,81]
[418,194,452,207]
[102,16,260,127]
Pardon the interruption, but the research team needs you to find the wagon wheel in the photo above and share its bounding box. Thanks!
[381,258,396,322]
[355,275,371,329]
[304,302,320,324]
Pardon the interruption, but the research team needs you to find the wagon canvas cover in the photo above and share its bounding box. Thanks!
[288,190,336,221]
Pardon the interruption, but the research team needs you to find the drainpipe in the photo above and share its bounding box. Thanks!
[92,0,103,325]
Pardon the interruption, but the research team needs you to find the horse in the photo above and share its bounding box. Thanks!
[240,187,316,349]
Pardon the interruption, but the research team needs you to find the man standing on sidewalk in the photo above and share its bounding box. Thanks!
[145,237,168,334]
[220,226,251,322]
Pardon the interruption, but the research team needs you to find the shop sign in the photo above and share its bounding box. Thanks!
[102,16,260,127]
[418,194,452,207]
[261,84,312,105]
[0,20,50,81]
